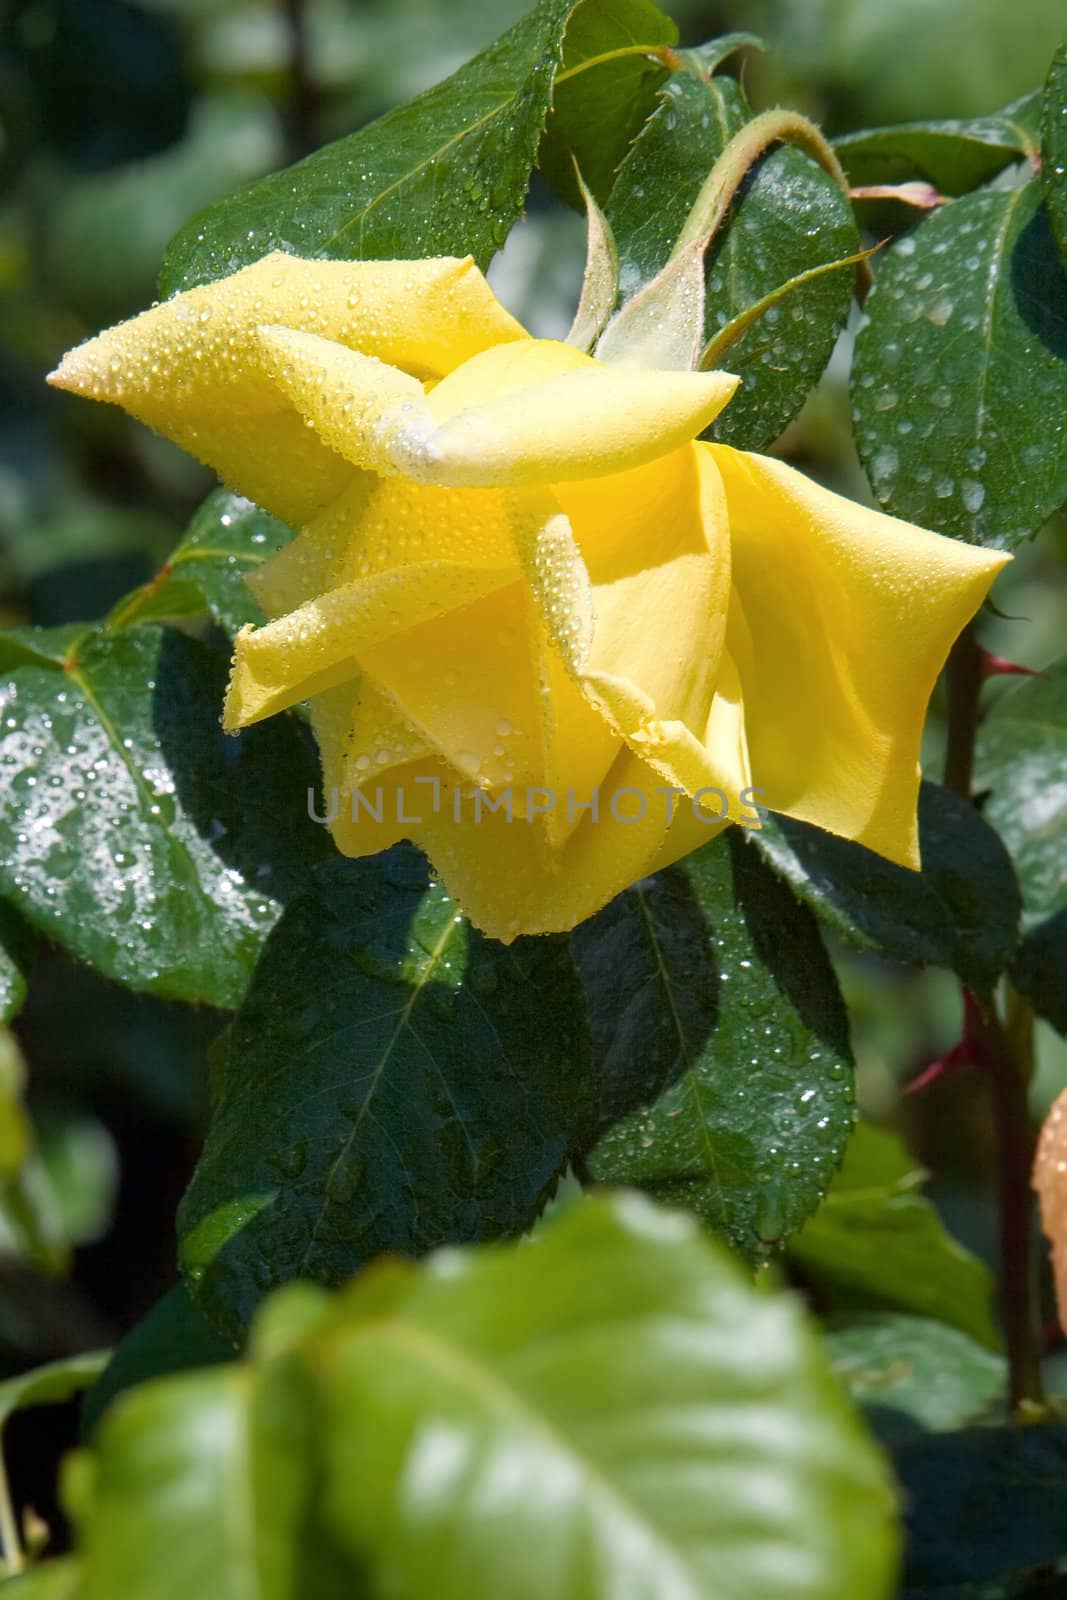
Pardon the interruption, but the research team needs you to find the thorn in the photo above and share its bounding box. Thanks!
[905,1038,971,1094]
[979,649,1043,680]
[906,990,985,1094]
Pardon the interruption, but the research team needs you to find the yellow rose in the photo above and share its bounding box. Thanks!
[49,252,1007,940]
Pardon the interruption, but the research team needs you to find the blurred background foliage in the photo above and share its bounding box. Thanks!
[1,0,1066,1527]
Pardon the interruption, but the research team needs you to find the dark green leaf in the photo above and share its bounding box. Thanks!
[0,902,35,1025]
[853,177,1067,549]
[160,0,574,294]
[0,625,329,1008]
[108,491,294,637]
[751,781,1021,997]
[0,1351,109,1432]
[894,1423,1067,1587]
[974,656,1067,1032]
[835,97,1042,195]
[178,849,592,1340]
[576,831,855,1262]
[539,0,677,206]
[1014,908,1067,1033]
[311,1191,898,1600]
[825,1314,1006,1444]
[0,1031,67,1275]
[82,1285,235,1439]
[1043,42,1067,265]
[788,1123,999,1347]
[80,1364,352,1600]
[607,71,858,449]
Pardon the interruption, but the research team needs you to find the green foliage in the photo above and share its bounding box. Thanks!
[0,624,328,1008]
[853,178,1067,549]
[108,491,294,636]
[81,1286,235,1439]
[1042,42,1067,265]
[7,5,1067,1596]
[0,907,35,1027]
[834,97,1041,194]
[751,782,1021,999]
[160,0,578,291]
[825,1315,1006,1442]
[178,850,592,1339]
[975,655,1067,1032]
[576,833,855,1261]
[788,1124,999,1347]
[606,68,858,448]
[62,1195,898,1600]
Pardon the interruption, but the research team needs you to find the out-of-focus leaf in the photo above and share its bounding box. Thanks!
[1044,42,1067,265]
[853,178,1067,549]
[0,624,328,1008]
[80,1364,350,1600]
[894,1424,1067,1587]
[835,97,1042,195]
[607,70,858,448]
[178,849,592,1340]
[0,1031,66,1275]
[82,1285,235,1439]
[45,92,282,322]
[788,1123,999,1346]
[751,782,1021,998]
[108,490,294,636]
[0,903,35,1025]
[825,1314,1006,1443]
[161,0,575,293]
[0,1350,109,1431]
[312,1192,898,1600]
[975,657,1067,1032]
[576,832,855,1262]
[3,1559,82,1597]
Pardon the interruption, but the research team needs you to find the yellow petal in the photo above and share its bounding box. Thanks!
[224,559,515,730]
[248,473,521,618]
[358,581,545,791]
[549,444,750,817]
[709,442,1010,866]
[255,328,739,488]
[414,746,677,941]
[48,253,525,524]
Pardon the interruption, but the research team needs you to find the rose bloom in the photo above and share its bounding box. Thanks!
[49,254,1006,940]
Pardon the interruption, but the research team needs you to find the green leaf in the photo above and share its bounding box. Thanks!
[0,1351,110,1433]
[311,1191,898,1600]
[1043,42,1067,266]
[0,903,35,1025]
[81,1286,235,1439]
[539,0,677,206]
[825,1314,1006,1444]
[894,1423,1067,1588]
[80,1365,352,1600]
[974,656,1067,1032]
[4,1560,82,1597]
[108,491,294,636]
[751,781,1021,997]
[853,177,1067,549]
[576,832,855,1262]
[975,658,1067,927]
[835,97,1042,195]
[788,1123,999,1347]
[0,624,328,1009]
[178,849,592,1340]
[607,70,858,449]
[160,0,575,294]
[0,1031,67,1275]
